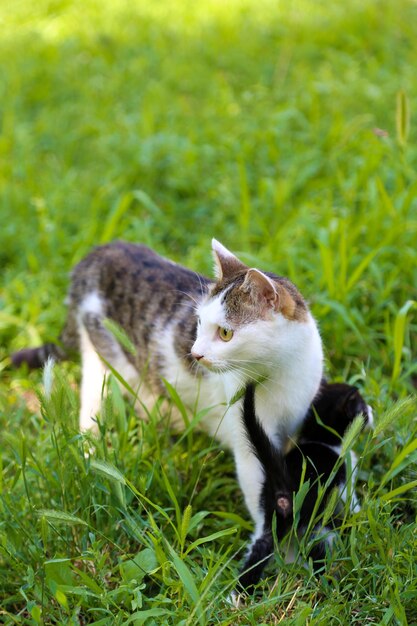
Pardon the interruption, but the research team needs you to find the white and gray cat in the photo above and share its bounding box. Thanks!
[12,239,324,533]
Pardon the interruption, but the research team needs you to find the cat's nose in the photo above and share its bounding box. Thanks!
[192,352,204,361]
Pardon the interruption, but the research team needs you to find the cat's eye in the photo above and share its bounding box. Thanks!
[218,327,234,342]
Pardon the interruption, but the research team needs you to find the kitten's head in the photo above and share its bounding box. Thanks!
[191,240,311,374]
[308,383,373,445]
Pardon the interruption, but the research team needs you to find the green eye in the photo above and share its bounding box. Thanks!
[218,327,234,342]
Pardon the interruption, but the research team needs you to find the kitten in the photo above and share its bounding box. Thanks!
[11,239,323,529]
[237,381,372,594]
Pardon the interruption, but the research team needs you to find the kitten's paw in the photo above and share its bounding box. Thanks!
[227,590,245,609]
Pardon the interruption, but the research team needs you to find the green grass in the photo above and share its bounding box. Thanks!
[1,0,417,623]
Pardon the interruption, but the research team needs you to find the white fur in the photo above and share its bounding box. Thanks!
[366,404,374,429]
[80,292,103,316]
[79,324,107,432]
[340,450,361,514]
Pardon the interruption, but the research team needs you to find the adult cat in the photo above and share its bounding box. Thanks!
[12,239,323,531]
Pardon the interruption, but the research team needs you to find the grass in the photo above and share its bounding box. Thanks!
[1,0,417,623]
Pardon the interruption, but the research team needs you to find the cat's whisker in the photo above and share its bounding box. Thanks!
[200,356,264,381]
[223,360,266,379]
[226,357,278,368]
[191,270,209,300]
[184,355,201,379]
[234,370,268,390]
[221,364,259,387]
[184,352,198,377]
[228,366,274,394]
[222,359,282,391]
[172,289,201,307]
[165,294,199,310]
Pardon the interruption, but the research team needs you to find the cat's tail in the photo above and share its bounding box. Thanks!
[11,310,79,369]
[11,343,68,369]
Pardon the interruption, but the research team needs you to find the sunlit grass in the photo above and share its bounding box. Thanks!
[1,0,417,623]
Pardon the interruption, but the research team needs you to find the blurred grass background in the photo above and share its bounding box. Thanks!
[1,0,417,624]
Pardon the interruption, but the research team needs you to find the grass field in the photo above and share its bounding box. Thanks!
[1,0,417,623]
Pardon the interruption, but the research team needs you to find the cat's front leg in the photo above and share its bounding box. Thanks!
[233,439,266,536]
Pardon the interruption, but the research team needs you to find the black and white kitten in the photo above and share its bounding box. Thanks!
[237,381,372,594]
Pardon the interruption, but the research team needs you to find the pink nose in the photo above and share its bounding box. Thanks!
[192,352,204,361]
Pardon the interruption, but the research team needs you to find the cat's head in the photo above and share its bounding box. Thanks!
[191,240,312,374]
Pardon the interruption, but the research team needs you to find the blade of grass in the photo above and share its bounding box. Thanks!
[391,300,416,383]
[165,540,205,625]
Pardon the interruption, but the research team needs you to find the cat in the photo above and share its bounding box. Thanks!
[11,239,324,530]
[237,381,373,595]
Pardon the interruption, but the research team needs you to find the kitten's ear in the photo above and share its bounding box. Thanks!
[343,387,368,420]
[211,239,247,280]
[240,268,278,308]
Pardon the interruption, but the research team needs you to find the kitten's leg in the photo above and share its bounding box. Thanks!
[237,530,274,594]
[299,524,335,572]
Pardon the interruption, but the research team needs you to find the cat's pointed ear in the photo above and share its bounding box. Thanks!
[240,268,278,308]
[211,239,247,280]
[341,387,368,420]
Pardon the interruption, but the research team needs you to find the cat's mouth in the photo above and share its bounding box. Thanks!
[196,357,224,373]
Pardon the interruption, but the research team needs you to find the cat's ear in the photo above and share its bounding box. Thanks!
[211,239,247,280]
[341,387,368,421]
[240,268,278,308]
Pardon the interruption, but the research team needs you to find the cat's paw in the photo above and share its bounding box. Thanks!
[82,436,97,459]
